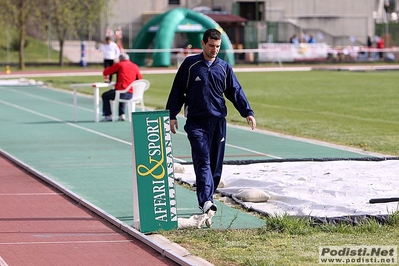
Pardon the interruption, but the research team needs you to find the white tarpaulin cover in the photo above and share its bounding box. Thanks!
[0,79,44,86]
[174,159,399,223]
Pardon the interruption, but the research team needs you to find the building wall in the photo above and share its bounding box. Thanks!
[101,0,213,48]
[213,0,379,46]
[100,0,171,47]
[267,0,377,46]
[102,0,380,47]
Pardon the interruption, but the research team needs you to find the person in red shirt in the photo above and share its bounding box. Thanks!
[376,36,385,61]
[101,53,143,121]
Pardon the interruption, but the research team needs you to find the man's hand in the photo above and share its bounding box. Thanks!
[170,119,178,134]
[246,116,256,130]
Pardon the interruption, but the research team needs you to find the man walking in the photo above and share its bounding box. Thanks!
[166,28,256,226]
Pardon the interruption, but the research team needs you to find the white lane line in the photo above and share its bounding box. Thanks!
[3,78,397,126]
[174,121,282,159]
[2,85,283,160]
[0,87,93,113]
[0,72,103,78]
[0,257,9,266]
[226,143,281,159]
[233,67,312,72]
[2,85,282,159]
[31,233,121,238]
[0,193,62,196]
[3,86,392,158]
[0,240,134,245]
[0,66,312,79]
[227,123,388,157]
[0,99,131,145]
[1,96,279,161]
[0,98,186,163]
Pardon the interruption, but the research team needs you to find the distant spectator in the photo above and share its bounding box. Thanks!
[105,25,114,40]
[367,35,373,47]
[367,35,373,60]
[308,35,316,44]
[97,36,121,82]
[289,34,299,44]
[384,0,390,14]
[376,36,385,61]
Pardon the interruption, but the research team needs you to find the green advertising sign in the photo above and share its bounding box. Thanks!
[131,110,178,233]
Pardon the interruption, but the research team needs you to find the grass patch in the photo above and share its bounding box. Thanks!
[161,211,399,266]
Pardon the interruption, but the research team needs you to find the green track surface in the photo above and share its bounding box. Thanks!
[0,85,376,230]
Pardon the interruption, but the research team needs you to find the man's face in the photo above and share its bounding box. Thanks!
[201,38,221,61]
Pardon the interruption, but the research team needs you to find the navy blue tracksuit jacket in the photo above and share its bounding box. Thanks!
[166,52,254,209]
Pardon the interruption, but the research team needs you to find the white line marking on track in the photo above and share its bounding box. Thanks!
[0,85,390,157]
[174,121,282,159]
[0,256,9,266]
[31,233,121,238]
[0,66,312,79]
[0,193,62,196]
[226,143,281,159]
[0,72,103,78]
[0,98,188,162]
[0,99,131,145]
[1,97,279,161]
[0,87,93,112]
[0,240,134,245]
[227,123,388,157]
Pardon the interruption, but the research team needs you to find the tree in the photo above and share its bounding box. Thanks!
[47,0,81,67]
[0,0,107,68]
[0,0,44,70]
[48,0,107,66]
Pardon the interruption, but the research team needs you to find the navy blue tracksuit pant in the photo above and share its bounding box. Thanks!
[184,117,226,209]
[102,89,132,116]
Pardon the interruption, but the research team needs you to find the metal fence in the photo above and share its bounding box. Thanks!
[375,23,399,47]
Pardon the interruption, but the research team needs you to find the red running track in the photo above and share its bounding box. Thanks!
[0,155,179,266]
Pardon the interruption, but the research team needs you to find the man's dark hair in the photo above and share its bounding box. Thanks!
[202,29,222,44]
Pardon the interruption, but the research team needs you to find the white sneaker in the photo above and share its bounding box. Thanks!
[118,114,126,121]
[202,201,217,214]
[201,201,217,228]
[100,116,113,122]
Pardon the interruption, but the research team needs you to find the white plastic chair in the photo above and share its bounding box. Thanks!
[112,79,150,122]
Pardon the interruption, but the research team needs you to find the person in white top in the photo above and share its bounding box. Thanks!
[97,36,121,82]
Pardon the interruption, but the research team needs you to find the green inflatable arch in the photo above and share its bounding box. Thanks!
[131,8,235,67]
